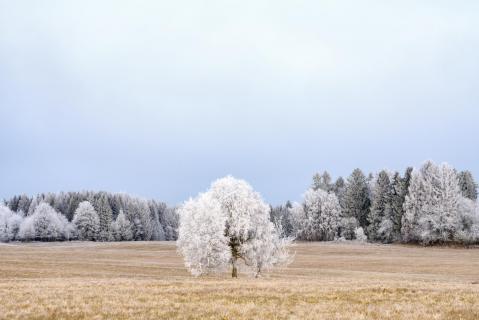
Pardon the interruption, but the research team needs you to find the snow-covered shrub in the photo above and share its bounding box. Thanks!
[72,201,99,241]
[339,217,359,240]
[377,218,394,243]
[18,202,69,241]
[354,227,367,242]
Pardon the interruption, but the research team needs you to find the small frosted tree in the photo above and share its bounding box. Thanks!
[18,202,69,241]
[177,176,292,278]
[292,188,341,241]
[454,197,479,244]
[0,205,24,242]
[73,201,100,241]
[312,171,333,192]
[367,171,392,242]
[338,217,358,240]
[402,161,465,244]
[111,210,133,241]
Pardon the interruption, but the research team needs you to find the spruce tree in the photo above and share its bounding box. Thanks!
[389,172,404,241]
[343,169,370,230]
[367,170,391,241]
[94,193,113,241]
[333,177,346,209]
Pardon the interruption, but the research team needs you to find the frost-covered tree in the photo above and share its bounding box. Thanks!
[343,169,370,230]
[0,205,24,242]
[162,207,179,240]
[292,188,342,241]
[355,227,367,242]
[177,176,292,278]
[339,217,359,240]
[18,202,72,241]
[332,177,346,208]
[111,210,133,241]
[270,202,294,237]
[93,193,113,241]
[367,171,392,242]
[388,172,403,241]
[312,171,333,192]
[177,193,231,276]
[125,198,153,241]
[454,197,479,244]
[72,201,100,241]
[148,200,166,240]
[402,161,464,244]
[458,171,478,201]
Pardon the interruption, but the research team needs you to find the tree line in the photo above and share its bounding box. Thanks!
[0,191,178,242]
[1,160,478,245]
[271,161,478,245]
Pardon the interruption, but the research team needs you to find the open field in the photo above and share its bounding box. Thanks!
[0,242,478,319]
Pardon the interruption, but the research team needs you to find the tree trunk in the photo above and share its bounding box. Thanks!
[231,259,238,278]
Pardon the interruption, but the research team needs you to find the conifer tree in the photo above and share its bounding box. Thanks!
[458,170,478,201]
[343,169,370,230]
[368,171,392,242]
[94,193,113,241]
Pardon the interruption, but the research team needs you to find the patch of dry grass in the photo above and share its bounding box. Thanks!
[1,241,478,319]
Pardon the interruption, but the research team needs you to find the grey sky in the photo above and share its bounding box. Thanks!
[1,1,478,205]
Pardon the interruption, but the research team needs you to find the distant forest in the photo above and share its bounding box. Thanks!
[1,191,178,242]
[1,160,478,245]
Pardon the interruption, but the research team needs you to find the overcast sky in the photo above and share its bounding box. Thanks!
[1,1,478,205]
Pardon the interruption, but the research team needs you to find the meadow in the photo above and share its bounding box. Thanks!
[0,241,478,319]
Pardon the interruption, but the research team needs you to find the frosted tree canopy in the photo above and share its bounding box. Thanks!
[177,176,293,278]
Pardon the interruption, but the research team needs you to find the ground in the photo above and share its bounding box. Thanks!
[0,241,478,320]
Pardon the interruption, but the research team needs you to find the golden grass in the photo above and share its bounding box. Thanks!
[1,241,478,319]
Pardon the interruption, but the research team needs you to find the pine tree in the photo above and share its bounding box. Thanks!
[343,169,371,230]
[367,171,392,242]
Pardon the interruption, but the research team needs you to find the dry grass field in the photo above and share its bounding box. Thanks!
[0,241,478,320]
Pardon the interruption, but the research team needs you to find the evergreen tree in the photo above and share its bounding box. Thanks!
[111,210,133,241]
[292,188,342,241]
[73,201,99,241]
[367,170,392,242]
[312,171,333,192]
[94,193,113,241]
[270,203,294,237]
[388,172,404,241]
[402,161,464,244]
[458,171,478,201]
[332,176,346,208]
[343,169,370,230]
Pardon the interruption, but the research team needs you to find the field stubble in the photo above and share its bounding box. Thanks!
[0,241,478,319]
